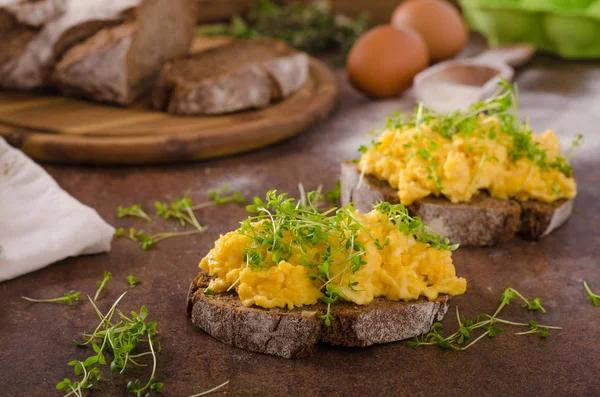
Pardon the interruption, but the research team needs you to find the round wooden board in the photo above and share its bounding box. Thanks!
[0,57,338,164]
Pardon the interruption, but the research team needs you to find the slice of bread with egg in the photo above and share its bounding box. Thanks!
[187,270,450,359]
[341,161,573,247]
[341,83,577,247]
[186,190,466,358]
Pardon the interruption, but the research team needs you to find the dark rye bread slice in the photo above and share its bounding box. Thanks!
[152,38,309,115]
[340,161,573,246]
[187,270,450,359]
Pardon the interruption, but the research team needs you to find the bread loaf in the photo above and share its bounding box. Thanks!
[0,0,67,89]
[0,0,196,106]
[52,0,196,105]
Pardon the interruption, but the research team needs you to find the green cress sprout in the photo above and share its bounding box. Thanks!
[361,81,583,180]
[115,187,245,251]
[117,205,151,222]
[238,189,456,326]
[584,281,600,307]
[22,290,81,305]
[127,275,140,288]
[57,292,163,397]
[93,271,112,301]
[324,181,341,205]
[405,288,560,351]
[191,185,247,210]
[188,380,230,397]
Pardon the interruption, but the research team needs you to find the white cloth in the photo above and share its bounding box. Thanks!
[0,138,114,281]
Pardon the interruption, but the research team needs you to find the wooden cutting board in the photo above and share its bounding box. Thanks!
[0,56,338,165]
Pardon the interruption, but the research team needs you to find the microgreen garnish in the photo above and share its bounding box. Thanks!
[22,290,81,305]
[191,185,247,210]
[117,205,151,222]
[584,281,600,307]
[324,181,341,204]
[155,193,204,230]
[238,189,455,326]
[116,228,205,251]
[57,292,163,397]
[116,190,226,250]
[405,288,559,350]
[365,80,581,178]
[188,380,230,397]
[127,275,140,288]
[93,271,112,301]
[375,202,458,251]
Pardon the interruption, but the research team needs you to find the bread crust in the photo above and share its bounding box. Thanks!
[340,161,573,246]
[153,39,309,115]
[187,270,450,359]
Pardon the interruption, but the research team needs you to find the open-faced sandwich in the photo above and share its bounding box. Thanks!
[341,82,580,246]
[187,190,466,358]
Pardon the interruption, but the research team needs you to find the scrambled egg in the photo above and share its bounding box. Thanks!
[358,116,577,205]
[199,210,466,310]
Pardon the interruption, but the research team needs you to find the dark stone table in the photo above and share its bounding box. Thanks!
[1,46,599,396]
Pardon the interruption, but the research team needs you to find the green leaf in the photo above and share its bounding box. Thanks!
[501,288,517,305]
[127,274,140,288]
[83,355,98,367]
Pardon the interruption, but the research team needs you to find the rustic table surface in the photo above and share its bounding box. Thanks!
[2,38,600,396]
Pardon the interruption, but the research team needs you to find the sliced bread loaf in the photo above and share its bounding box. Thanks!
[187,270,450,359]
[0,0,196,104]
[340,161,573,246]
[52,0,196,105]
[152,38,309,115]
[0,0,66,88]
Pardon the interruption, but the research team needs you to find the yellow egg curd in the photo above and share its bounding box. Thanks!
[358,115,578,206]
[199,198,466,310]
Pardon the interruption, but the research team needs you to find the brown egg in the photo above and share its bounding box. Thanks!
[346,25,429,98]
[391,0,468,62]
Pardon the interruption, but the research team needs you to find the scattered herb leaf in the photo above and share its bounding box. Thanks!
[93,271,112,302]
[584,281,600,307]
[188,380,230,397]
[58,292,162,397]
[405,288,559,351]
[192,185,247,210]
[127,275,140,288]
[22,290,81,305]
[117,205,151,222]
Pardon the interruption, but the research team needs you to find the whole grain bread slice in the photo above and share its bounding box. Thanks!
[340,161,573,246]
[152,38,309,115]
[187,270,450,359]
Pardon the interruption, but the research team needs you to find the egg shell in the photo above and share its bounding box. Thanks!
[346,25,429,98]
[391,0,468,62]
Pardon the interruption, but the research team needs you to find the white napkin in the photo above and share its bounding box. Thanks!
[0,138,115,281]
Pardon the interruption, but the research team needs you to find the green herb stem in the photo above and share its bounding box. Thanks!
[22,290,81,305]
[189,380,230,397]
[584,281,600,307]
